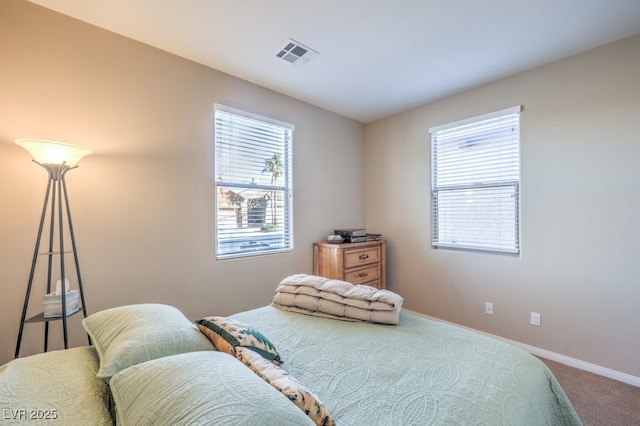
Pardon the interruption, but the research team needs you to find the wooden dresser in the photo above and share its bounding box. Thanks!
[313,240,386,289]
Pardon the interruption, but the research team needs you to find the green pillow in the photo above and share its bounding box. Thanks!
[110,351,315,426]
[0,347,112,425]
[82,303,214,380]
[195,316,282,364]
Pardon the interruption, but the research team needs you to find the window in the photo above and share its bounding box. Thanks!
[214,104,294,259]
[430,106,521,254]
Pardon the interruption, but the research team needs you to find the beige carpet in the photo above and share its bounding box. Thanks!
[540,357,640,426]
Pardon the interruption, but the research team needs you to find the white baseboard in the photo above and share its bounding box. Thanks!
[403,309,640,388]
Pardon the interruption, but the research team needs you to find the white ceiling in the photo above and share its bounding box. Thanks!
[27,0,640,123]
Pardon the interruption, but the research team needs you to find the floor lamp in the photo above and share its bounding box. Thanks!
[14,139,92,358]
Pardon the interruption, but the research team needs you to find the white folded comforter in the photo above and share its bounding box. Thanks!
[271,274,403,324]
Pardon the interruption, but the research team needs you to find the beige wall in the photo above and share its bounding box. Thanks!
[366,34,640,377]
[0,0,365,364]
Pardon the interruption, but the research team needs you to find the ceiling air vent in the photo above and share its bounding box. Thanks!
[275,39,318,66]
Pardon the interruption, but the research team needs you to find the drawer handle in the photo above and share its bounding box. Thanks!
[358,272,369,278]
[359,254,369,260]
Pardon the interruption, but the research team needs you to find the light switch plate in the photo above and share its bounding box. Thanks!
[531,312,541,326]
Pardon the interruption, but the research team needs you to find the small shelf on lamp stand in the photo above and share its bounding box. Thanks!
[25,308,83,324]
[14,139,93,358]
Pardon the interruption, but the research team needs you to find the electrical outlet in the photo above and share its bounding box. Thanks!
[530,312,541,326]
[485,302,494,315]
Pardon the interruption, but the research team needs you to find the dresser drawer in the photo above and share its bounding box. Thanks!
[344,264,380,285]
[360,279,383,290]
[343,246,380,268]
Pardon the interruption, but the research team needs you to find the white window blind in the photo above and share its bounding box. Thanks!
[430,106,521,253]
[214,104,294,259]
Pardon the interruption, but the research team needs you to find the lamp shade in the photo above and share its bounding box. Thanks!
[15,139,92,166]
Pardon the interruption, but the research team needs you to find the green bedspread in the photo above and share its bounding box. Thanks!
[0,305,582,425]
[232,306,582,426]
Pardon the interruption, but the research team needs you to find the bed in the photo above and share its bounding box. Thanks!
[0,278,582,425]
